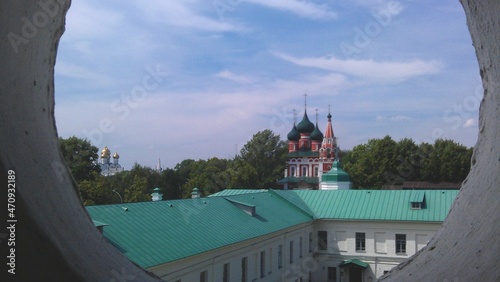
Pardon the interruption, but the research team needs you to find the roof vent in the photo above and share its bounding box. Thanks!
[225,198,256,216]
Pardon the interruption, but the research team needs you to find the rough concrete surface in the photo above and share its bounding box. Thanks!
[380,0,500,281]
[0,0,498,281]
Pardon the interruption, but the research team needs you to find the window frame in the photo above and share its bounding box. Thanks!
[318,230,328,251]
[355,232,366,252]
[396,234,407,254]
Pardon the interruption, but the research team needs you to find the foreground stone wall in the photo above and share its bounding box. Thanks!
[380,0,500,280]
[0,1,160,281]
[0,0,498,281]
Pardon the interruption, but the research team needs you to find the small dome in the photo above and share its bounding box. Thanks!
[296,110,315,133]
[321,160,350,182]
[101,146,111,158]
[287,124,300,141]
[310,122,324,141]
[113,152,120,159]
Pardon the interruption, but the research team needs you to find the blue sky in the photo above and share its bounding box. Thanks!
[55,0,481,170]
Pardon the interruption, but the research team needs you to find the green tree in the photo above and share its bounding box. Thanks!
[233,129,288,189]
[59,136,101,182]
[124,175,150,203]
[343,135,398,188]
[420,139,472,182]
[78,173,117,206]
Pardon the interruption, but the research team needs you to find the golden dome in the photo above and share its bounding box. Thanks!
[113,152,120,159]
[101,146,111,158]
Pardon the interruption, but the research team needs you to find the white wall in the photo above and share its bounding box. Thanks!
[312,220,441,281]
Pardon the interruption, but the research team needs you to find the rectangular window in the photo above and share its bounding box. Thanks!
[396,234,407,254]
[314,166,319,177]
[241,257,247,282]
[327,267,337,282]
[223,263,230,282]
[318,231,328,251]
[289,240,294,264]
[278,244,283,269]
[200,271,207,282]
[308,232,313,253]
[299,237,303,258]
[260,251,266,278]
[355,232,366,252]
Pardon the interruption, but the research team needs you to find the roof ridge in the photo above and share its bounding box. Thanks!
[268,189,316,219]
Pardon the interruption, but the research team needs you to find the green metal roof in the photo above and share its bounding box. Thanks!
[208,189,267,197]
[286,190,458,222]
[86,189,458,269]
[409,190,426,202]
[86,192,313,268]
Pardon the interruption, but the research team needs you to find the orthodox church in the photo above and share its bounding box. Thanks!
[99,146,124,176]
[278,104,351,190]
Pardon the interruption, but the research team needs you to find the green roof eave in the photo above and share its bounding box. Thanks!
[339,259,369,268]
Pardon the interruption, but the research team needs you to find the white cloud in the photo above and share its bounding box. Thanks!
[376,115,413,122]
[390,115,412,121]
[350,0,404,16]
[246,0,337,20]
[215,70,254,84]
[132,0,244,32]
[275,52,444,80]
[463,118,476,128]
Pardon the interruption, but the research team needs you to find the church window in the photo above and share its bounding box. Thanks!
[291,167,296,177]
[302,166,307,177]
[314,167,319,176]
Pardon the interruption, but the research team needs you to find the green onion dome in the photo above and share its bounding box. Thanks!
[310,122,324,141]
[296,111,315,133]
[287,124,300,141]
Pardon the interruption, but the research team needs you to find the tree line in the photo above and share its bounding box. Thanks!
[59,131,472,205]
[342,135,473,188]
[59,130,288,205]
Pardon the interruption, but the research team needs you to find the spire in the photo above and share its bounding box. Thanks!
[324,106,334,139]
[156,158,162,172]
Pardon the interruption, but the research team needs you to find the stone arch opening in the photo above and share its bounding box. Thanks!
[0,1,498,281]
